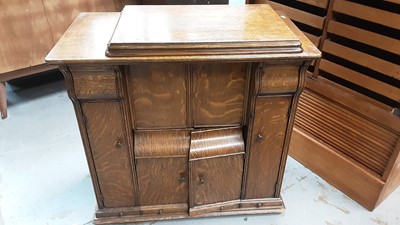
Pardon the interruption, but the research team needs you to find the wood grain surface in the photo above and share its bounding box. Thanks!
[189,127,245,160]
[259,65,299,94]
[192,63,248,126]
[107,5,302,57]
[244,96,292,199]
[70,67,118,100]
[45,12,320,64]
[134,130,190,157]
[128,64,187,128]
[0,0,54,74]
[81,102,136,208]
[0,0,132,75]
[136,157,189,206]
[190,155,243,207]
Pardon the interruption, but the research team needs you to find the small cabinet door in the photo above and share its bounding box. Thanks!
[134,130,190,207]
[81,102,136,208]
[244,96,292,199]
[189,127,245,215]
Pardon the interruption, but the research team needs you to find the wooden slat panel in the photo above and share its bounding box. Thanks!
[333,0,400,30]
[266,1,325,29]
[319,59,400,102]
[296,99,392,174]
[289,128,385,210]
[323,40,400,80]
[384,0,400,4]
[294,90,399,176]
[327,20,400,55]
[305,77,399,130]
[298,0,329,9]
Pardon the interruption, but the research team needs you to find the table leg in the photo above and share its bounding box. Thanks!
[0,81,7,119]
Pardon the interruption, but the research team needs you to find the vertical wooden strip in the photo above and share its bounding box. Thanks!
[0,82,7,119]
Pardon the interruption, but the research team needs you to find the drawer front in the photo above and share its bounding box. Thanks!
[190,155,243,207]
[244,95,292,199]
[259,65,299,95]
[189,128,244,211]
[134,130,190,206]
[192,63,249,127]
[70,67,118,100]
[81,102,136,208]
[128,64,187,129]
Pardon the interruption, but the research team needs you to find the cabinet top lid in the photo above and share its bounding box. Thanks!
[106,5,303,57]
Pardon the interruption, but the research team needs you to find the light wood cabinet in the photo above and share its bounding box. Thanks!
[46,5,319,224]
[254,0,400,211]
[0,0,136,119]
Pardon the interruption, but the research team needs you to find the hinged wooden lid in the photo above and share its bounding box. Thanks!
[106,5,302,57]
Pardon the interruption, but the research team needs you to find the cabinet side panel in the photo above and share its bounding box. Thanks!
[245,96,292,199]
[192,63,248,127]
[81,102,136,207]
[128,64,187,129]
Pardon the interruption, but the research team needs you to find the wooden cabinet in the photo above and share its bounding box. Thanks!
[46,5,319,224]
[254,0,400,211]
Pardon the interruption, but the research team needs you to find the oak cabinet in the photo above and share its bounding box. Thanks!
[46,5,319,224]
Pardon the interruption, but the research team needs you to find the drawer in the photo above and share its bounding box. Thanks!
[189,127,244,215]
[259,65,299,95]
[70,66,118,100]
[134,130,190,206]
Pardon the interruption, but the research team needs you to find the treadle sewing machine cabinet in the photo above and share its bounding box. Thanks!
[46,5,319,224]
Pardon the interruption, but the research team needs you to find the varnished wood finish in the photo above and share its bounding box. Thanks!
[267,0,400,211]
[134,130,189,205]
[47,5,320,224]
[0,0,133,75]
[192,63,248,127]
[70,66,118,100]
[81,102,136,208]
[107,5,302,57]
[259,65,299,94]
[128,64,187,129]
[45,12,320,64]
[245,96,292,199]
[0,82,6,119]
[189,128,244,212]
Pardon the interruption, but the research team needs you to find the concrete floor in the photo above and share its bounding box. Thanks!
[0,74,399,225]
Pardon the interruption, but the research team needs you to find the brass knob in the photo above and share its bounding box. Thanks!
[256,134,263,142]
[199,176,205,184]
[179,173,185,182]
[115,139,122,148]
[159,209,164,214]
[220,206,224,210]
[257,203,262,208]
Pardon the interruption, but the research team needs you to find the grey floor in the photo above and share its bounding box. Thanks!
[0,74,399,225]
